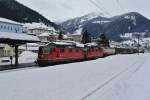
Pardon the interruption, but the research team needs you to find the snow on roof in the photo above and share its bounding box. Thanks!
[19,43,43,50]
[19,46,39,51]
[0,17,22,25]
[24,23,56,31]
[74,28,83,35]
[86,42,98,47]
[61,40,84,47]
[48,40,84,47]
[26,43,40,47]
[0,32,40,42]
[63,34,68,39]
[52,41,73,46]
[38,32,57,37]
[75,42,84,47]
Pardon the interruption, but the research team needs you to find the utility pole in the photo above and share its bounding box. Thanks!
[137,33,140,55]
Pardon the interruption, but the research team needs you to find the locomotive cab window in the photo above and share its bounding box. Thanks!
[60,48,65,53]
[42,47,52,53]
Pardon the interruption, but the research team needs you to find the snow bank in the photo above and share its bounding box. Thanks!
[19,51,38,63]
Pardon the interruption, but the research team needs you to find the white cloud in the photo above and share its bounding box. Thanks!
[16,0,150,22]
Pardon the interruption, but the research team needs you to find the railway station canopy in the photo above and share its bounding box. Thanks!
[0,32,40,45]
[0,32,40,66]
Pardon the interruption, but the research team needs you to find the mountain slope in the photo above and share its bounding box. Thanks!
[61,12,150,41]
[62,13,110,34]
[0,0,60,30]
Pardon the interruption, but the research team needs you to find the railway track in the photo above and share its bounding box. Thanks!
[0,56,100,72]
[0,63,38,71]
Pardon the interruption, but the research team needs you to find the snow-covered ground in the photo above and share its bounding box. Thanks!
[0,53,150,100]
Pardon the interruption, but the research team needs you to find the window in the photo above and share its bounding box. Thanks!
[53,48,56,52]
[60,48,65,53]
[69,48,73,52]
[76,48,79,52]
[42,47,52,53]
[4,26,6,29]
[95,49,98,52]
[92,48,94,52]
[15,27,17,32]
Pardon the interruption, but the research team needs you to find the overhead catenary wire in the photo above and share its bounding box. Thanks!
[115,0,125,12]
[88,0,104,16]
[88,0,113,34]
[88,0,112,17]
[95,0,112,16]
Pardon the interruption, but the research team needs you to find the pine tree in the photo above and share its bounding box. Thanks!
[81,30,91,44]
[58,31,64,40]
[97,33,109,47]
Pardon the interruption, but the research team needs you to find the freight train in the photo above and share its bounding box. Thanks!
[37,40,143,66]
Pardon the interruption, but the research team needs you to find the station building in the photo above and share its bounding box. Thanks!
[0,17,23,57]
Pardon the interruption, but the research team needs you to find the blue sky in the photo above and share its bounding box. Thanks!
[16,0,150,22]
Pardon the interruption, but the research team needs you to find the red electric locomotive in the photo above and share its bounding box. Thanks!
[37,41,104,66]
[37,41,85,66]
[85,43,104,59]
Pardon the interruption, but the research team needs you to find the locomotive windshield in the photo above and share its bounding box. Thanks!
[39,46,52,53]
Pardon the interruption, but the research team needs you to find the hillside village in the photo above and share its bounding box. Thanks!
[0,17,83,58]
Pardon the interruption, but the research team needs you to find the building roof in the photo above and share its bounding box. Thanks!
[47,40,84,48]
[19,46,39,51]
[24,23,56,31]
[85,42,98,47]
[0,17,22,26]
[19,43,42,51]
[38,32,57,37]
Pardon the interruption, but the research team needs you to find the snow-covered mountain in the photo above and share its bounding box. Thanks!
[61,12,110,35]
[61,12,150,41]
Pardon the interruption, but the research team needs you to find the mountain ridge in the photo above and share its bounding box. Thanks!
[61,12,150,41]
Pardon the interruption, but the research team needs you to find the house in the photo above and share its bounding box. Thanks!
[38,32,58,43]
[67,34,82,42]
[0,17,23,33]
[24,23,57,36]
